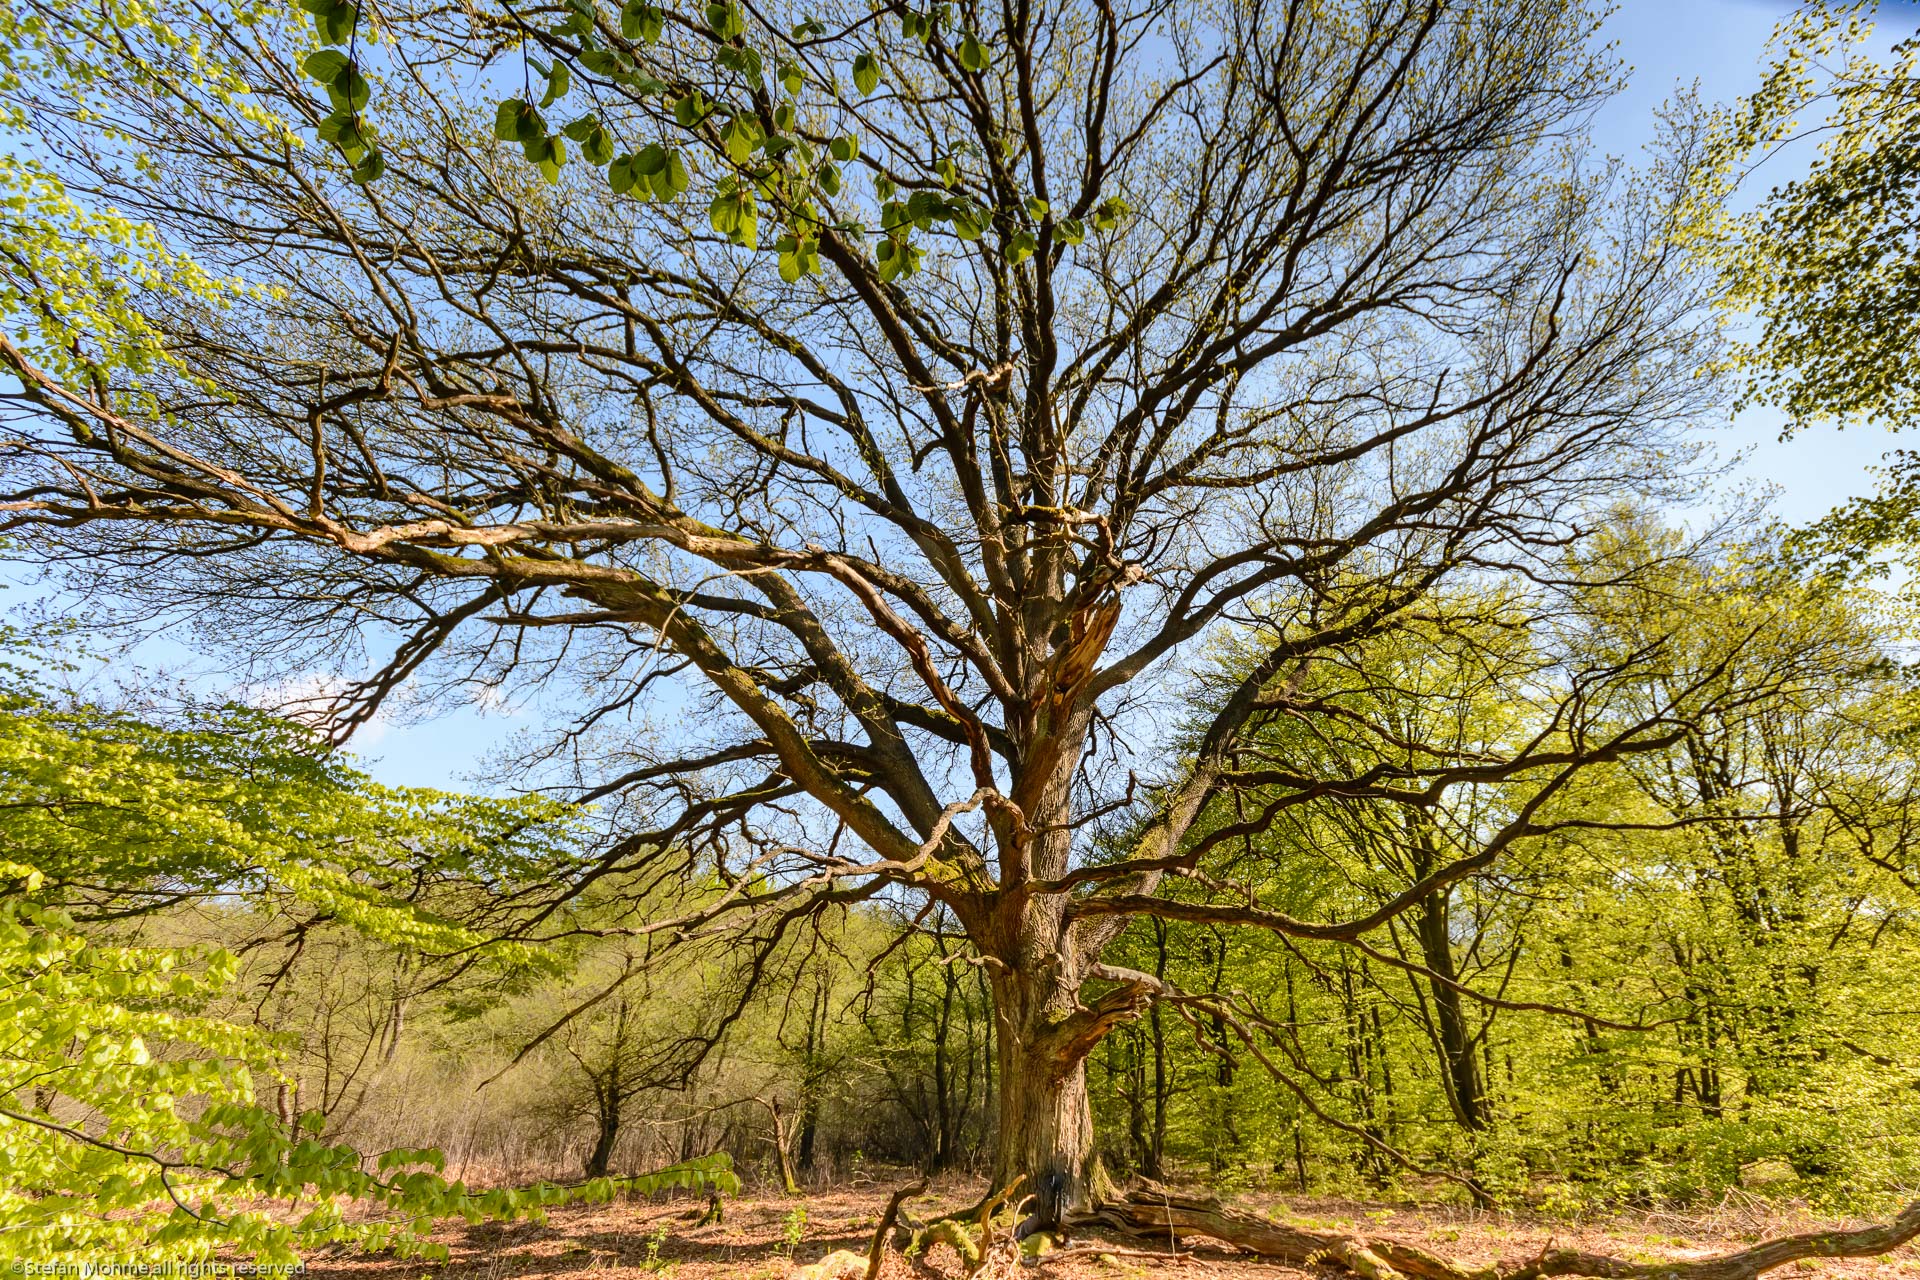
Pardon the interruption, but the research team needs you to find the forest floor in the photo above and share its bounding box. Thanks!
[294,1174,1920,1280]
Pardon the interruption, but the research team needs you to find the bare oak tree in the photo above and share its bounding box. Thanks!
[1,0,1752,1225]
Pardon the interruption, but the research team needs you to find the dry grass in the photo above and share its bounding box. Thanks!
[294,1175,1920,1280]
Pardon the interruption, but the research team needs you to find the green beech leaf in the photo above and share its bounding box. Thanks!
[553,0,594,35]
[494,99,522,141]
[705,1,744,39]
[317,111,369,161]
[631,142,688,199]
[775,232,818,282]
[722,117,758,163]
[327,66,371,113]
[661,149,689,197]
[522,132,564,177]
[851,53,880,96]
[608,153,636,194]
[623,71,669,94]
[494,99,544,144]
[539,60,571,108]
[314,1,354,44]
[302,50,350,82]
[715,45,762,81]
[620,0,663,41]
[874,234,921,281]
[672,92,711,127]
[907,189,942,229]
[579,48,627,74]
[880,198,909,237]
[583,125,613,166]
[949,201,985,240]
[708,183,757,247]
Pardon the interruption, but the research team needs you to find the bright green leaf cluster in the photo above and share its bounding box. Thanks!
[0,159,255,387]
[0,630,748,1263]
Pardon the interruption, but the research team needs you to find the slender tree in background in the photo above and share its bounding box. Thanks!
[0,0,1795,1225]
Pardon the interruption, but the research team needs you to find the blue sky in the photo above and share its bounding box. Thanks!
[3,0,1907,792]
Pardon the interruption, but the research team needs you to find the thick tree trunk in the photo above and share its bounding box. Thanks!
[984,940,1120,1228]
[977,700,1114,1225]
[991,1036,1099,1214]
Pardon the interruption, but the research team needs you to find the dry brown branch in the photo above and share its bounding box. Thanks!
[868,1178,929,1280]
[787,1180,933,1280]
[1078,1185,1920,1280]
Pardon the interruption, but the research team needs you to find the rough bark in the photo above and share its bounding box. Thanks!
[1079,1184,1920,1280]
[987,1000,1102,1224]
[985,901,1140,1226]
[982,739,1128,1224]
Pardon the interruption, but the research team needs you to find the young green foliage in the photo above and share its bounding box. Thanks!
[1693,6,1920,577]
[272,0,1126,277]
[0,633,739,1261]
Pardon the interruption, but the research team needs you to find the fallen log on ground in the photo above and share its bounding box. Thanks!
[1076,1183,1920,1280]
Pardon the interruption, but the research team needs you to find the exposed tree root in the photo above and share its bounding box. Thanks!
[1076,1184,1920,1280]
[790,1177,929,1280]
[898,1175,1026,1242]
[867,1178,930,1280]
[887,1178,1031,1277]
[1035,1243,1201,1266]
[682,1190,723,1226]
